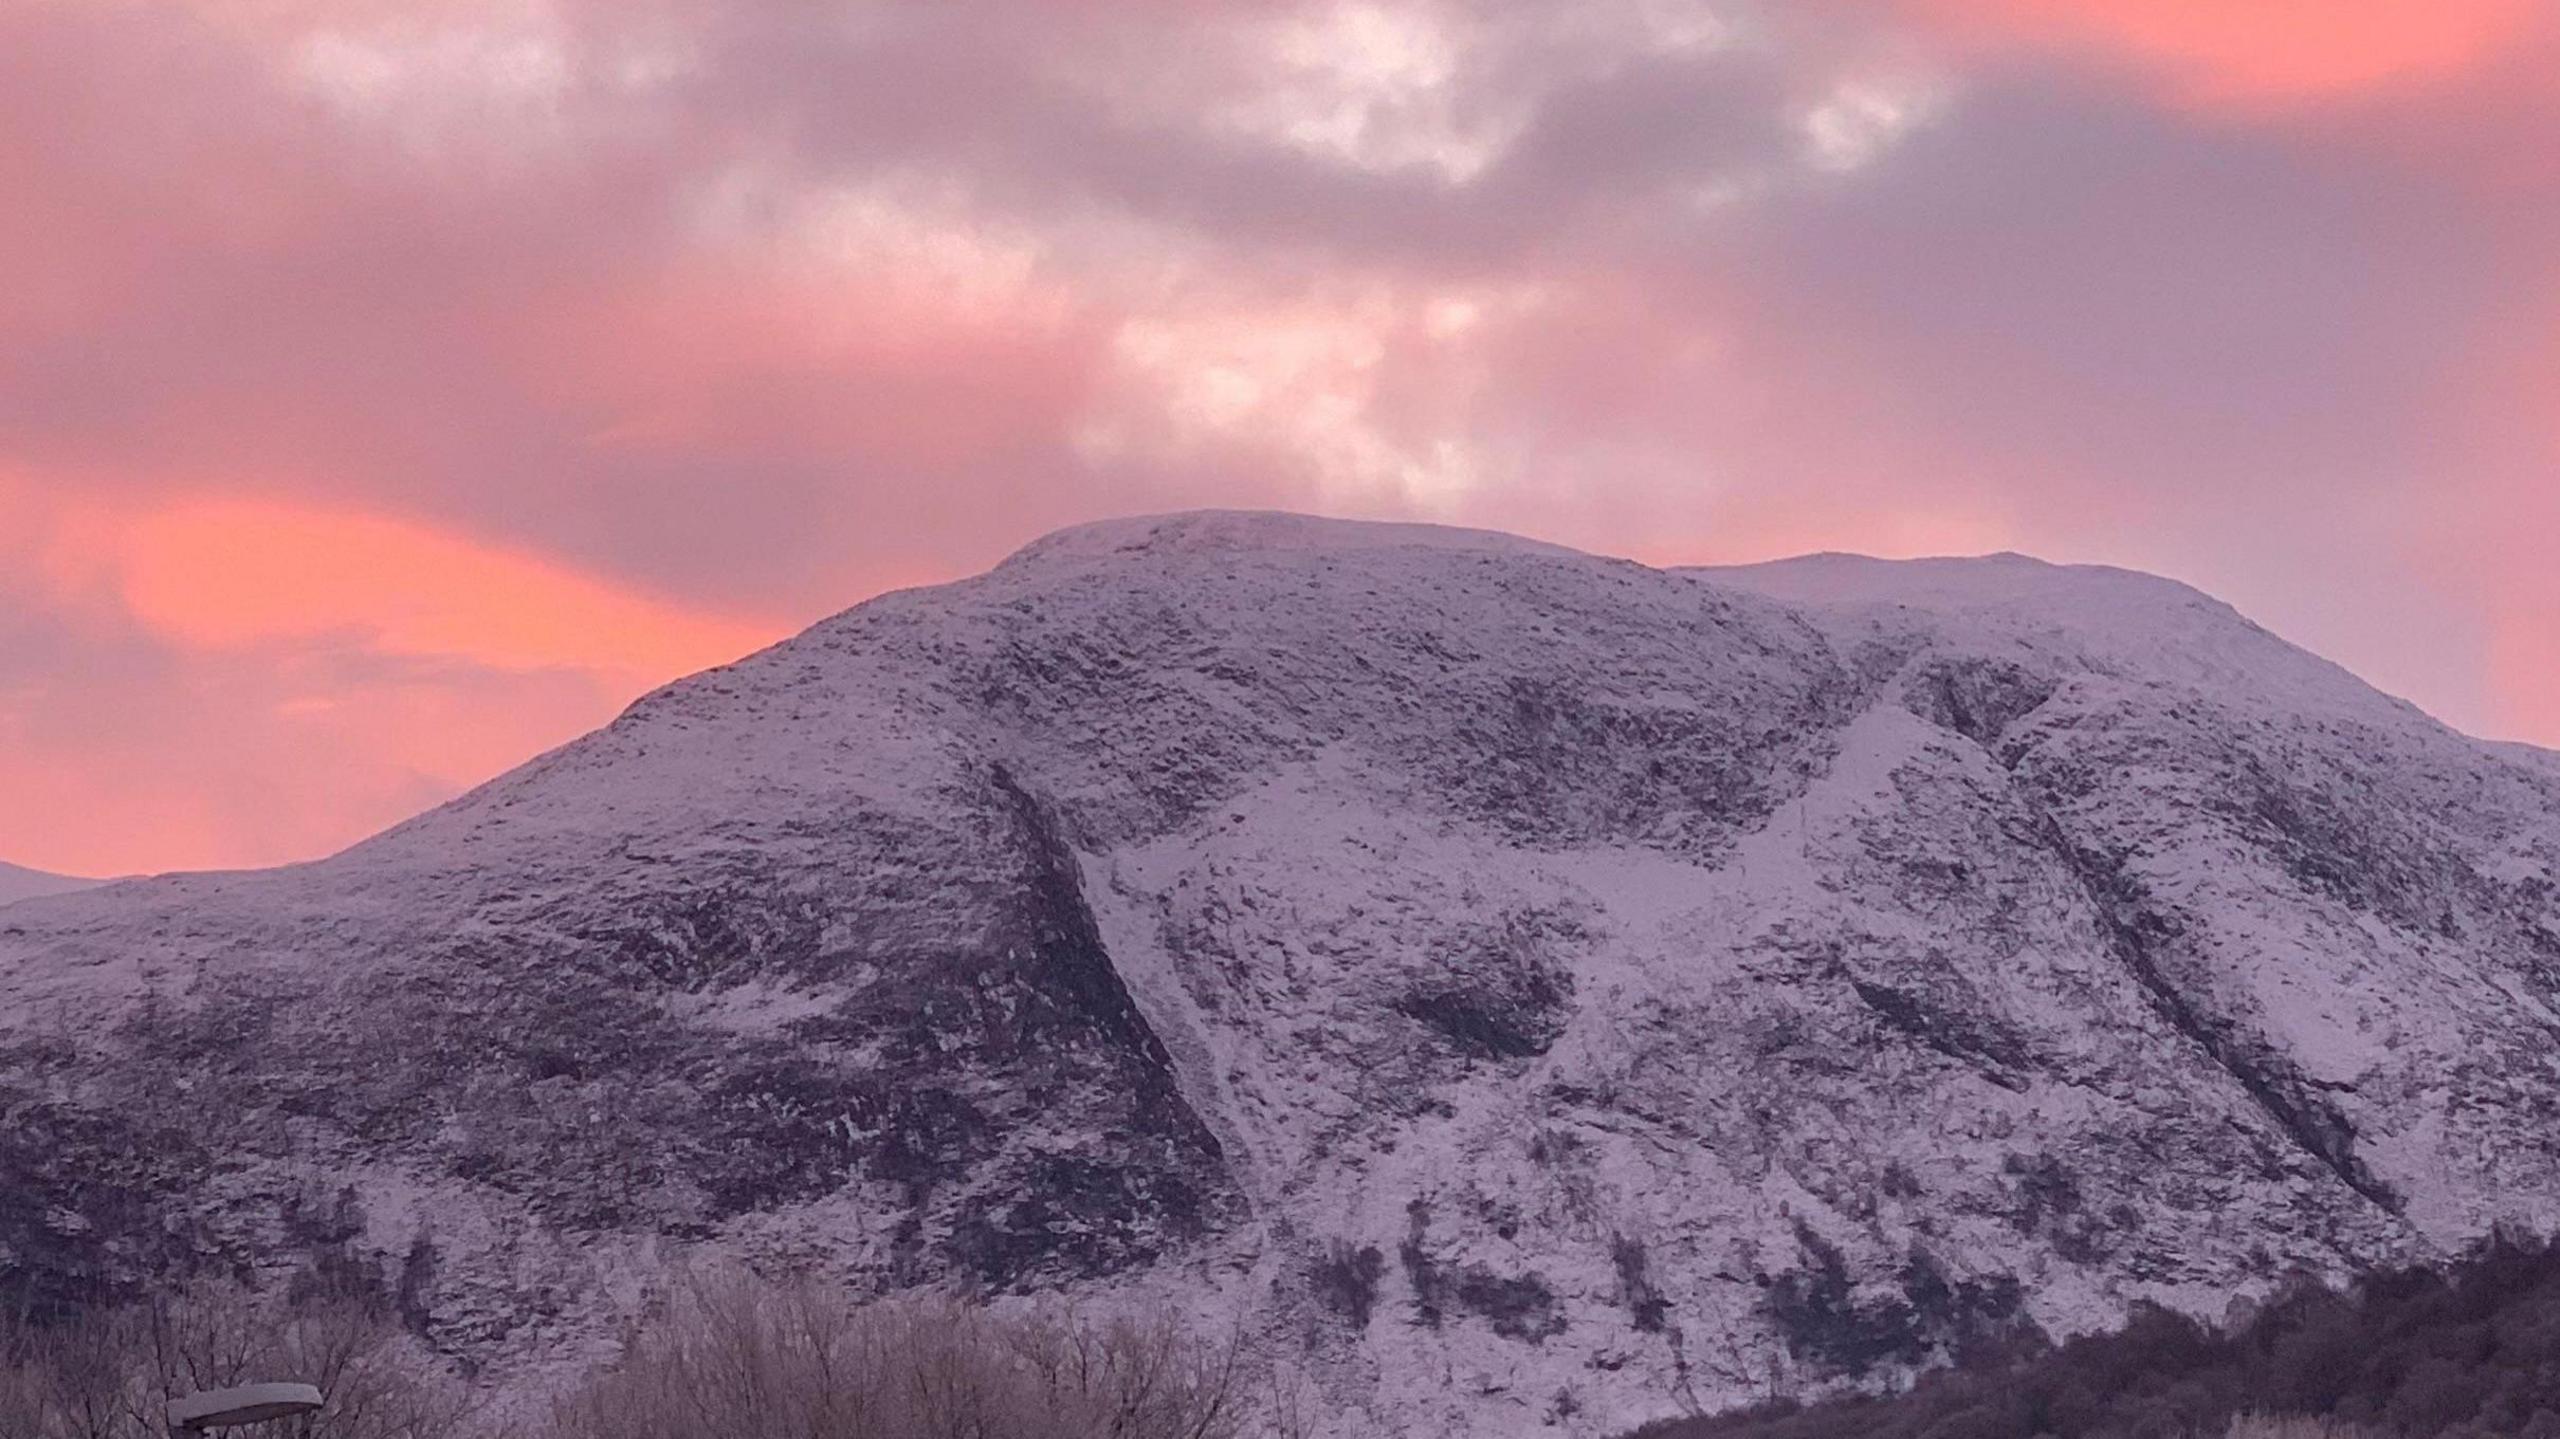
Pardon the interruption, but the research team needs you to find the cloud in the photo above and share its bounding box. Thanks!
[3,0,2558,872]
[1903,0,2547,109]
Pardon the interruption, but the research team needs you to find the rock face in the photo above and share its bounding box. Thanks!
[6,512,2560,1437]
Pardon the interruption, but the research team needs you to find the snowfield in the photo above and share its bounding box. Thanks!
[5,512,2559,1438]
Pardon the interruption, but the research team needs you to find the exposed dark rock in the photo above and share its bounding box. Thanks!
[1848,979,2034,1090]
[1400,1199,1447,1330]
[1903,658,2057,749]
[1765,1226,2032,1375]
[1309,1241,1388,1331]
[1455,1269,1566,1344]
[1613,1234,1672,1334]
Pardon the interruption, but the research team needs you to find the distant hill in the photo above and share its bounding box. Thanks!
[0,861,102,907]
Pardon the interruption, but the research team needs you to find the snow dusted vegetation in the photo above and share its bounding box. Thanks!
[6,512,2560,1437]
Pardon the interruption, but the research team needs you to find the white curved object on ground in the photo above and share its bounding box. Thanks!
[166,1382,324,1430]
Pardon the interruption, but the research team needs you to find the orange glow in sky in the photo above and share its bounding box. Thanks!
[115,498,776,677]
[1917,0,2543,104]
[2,0,2555,876]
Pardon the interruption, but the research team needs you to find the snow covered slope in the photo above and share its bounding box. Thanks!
[6,512,2560,1438]
[0,861,102,908]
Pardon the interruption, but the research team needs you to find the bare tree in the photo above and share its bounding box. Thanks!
[0,1281,465,1439]
[6,1267,1271,1439]
[540,1267,1252,1439]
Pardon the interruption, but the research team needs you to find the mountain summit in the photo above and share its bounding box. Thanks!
[6,512,2558,1438]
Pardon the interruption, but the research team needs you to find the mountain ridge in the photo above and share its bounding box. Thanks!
[0,861,104,909]
[5,511,2558,1439]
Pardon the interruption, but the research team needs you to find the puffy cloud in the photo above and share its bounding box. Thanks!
[3,0,2556,872]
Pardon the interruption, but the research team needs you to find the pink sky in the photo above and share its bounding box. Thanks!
[4,0,2555,878]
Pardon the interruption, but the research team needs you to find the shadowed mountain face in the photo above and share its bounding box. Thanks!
[5,512,2560,1438]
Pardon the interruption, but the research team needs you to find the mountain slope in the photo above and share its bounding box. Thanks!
[5,512,2559,1438]
[0,861,102,908]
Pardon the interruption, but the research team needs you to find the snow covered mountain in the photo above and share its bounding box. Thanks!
[7,512,2560,1438]
[0,861,101,908]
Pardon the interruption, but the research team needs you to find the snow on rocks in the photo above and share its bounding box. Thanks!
[4,512,2558,1439]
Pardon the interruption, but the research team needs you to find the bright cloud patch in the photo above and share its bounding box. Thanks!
[1087,286,1515,513]
[1216,2,1516,180]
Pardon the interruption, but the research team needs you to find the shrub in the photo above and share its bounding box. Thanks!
[4,1264,1269,1439]
[1626,1233,2560,1439]
[0,1278,461,1439]
[536,1267,1248,1439]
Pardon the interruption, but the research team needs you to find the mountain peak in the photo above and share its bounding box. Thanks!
[1697,548,2187,609]
[997,509,1586,570]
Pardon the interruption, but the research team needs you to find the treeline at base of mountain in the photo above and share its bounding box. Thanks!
[0,1265,1283,1439]
[18,1233,2560,1439]
[1630,1232,2560,1439]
